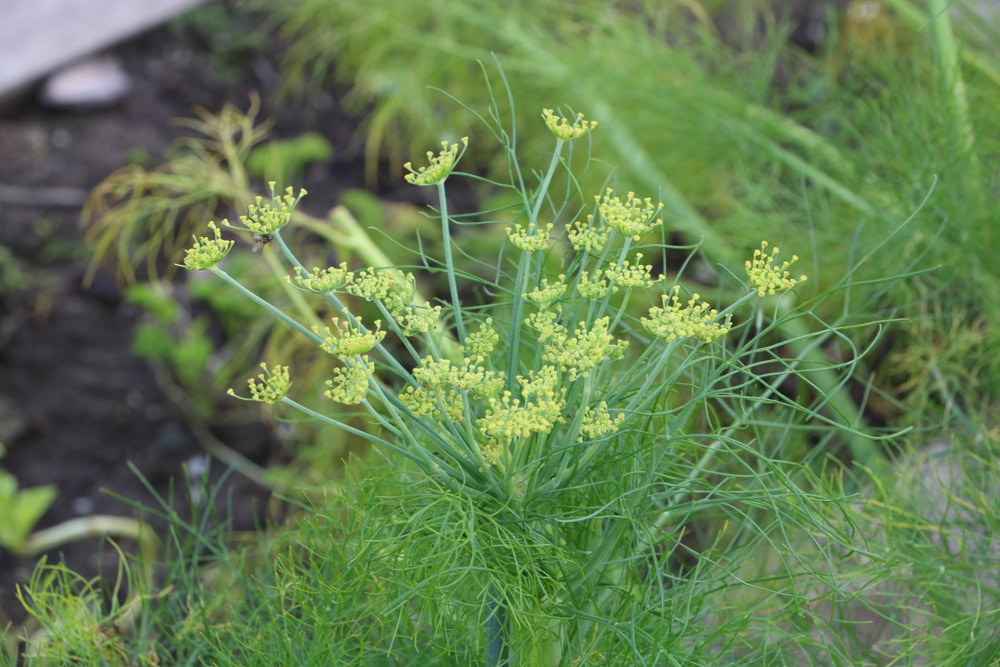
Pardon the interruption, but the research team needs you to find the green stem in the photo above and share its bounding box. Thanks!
[436,181,467,343]
[210,267,325,347]
[505,141,566,390]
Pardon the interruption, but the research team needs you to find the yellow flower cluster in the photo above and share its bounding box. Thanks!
[315,316,385,358]
[541,108,598,141]
[745,241,807,296]
[596,189,664,240]
[507,221,554,253]
[641,286,731,343]
[229,362,291,404]
[325,357,373,405]
[294,263,353,293]
[604,254,657,289]
[394,303,442,336]
[525,276,568,308]
[577,272,610,299]
[403,137,469,186]
[567,216,611,255]
[464,320,499,361]
[527,313,628,380]
[401,354,503,423]
[182,221,234,270]
[477,366,565,441]
[229,184,306,236]
[578,401,625,441]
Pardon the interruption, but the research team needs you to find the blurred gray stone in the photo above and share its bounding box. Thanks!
[0,0,205,101]
[39,55,132,109]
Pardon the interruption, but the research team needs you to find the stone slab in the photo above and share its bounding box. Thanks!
[0,0,205,97]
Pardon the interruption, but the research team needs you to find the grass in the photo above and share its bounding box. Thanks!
[4,1,999,665]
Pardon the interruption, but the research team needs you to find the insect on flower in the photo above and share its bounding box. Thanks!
[251,233,274,253]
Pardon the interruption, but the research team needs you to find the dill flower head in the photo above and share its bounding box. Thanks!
[477,366,565,441]
[182,221,234,270]
[525,276,568,308]
[507,221,554,253]
[228,362,291,404]
[642,286,731,343]
[745,241,807,297]
[541,108,598,141]
[325,357,374,405]
[227,183,306,236]
[294,263,354,293]
[604,254,658,289]
[404,137,469,186]
[596,189,664,240]
[315,316,386,358]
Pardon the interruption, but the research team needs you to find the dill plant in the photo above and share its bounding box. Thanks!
[181,98,881,664]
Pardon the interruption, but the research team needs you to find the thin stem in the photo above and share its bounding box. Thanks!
[210,266,325,347]
[436,181,467,343]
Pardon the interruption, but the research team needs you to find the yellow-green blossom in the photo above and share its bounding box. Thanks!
[315,316,385,358]
[525,275,567,307]
[527,314,628,380]
[325,357,374,405]
[481,439,505,468]
[404,137,468,186]
[228,362,291,404]
[541,108,598,141]
[477,366,565,440]
[507,222,554,253]
[394,303,442,336]
[401,354,503,422]
[294,263,353,293]
[464,319,499,361]
[182,221,234,270]
[577,272,610,299]
[567,216,611,255]
[227,183,306,236]
[604,254,658,289]
[578,401,625,441]
[642,286,731,342]
[745,241,807,296]
[596,189,663,240]
[347,268,404,306]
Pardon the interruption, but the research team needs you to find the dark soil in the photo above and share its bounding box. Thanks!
[0,9,380,632]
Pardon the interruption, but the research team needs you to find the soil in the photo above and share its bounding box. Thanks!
[0,10,378,631]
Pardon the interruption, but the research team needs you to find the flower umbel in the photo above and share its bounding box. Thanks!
[604,254,658,290]
[642,286,731,343]
[294,263,354,293]
[315,316,386,358]
[477,366,565,441]
[226,182,306,236]
[404,137,469,186]
[578,401,625,441]
[541,108,598,141]
[745,241,807,296]
[596,189,664,240]
[182,221,234,270]
[528,314,629,380]
[326,357,374,405]
[525,276,568,307]
[507,222,554,253]
[228,362,291,404]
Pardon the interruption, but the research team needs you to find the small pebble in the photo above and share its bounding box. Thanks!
[71,496,95,515]
[39,54,131,109]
